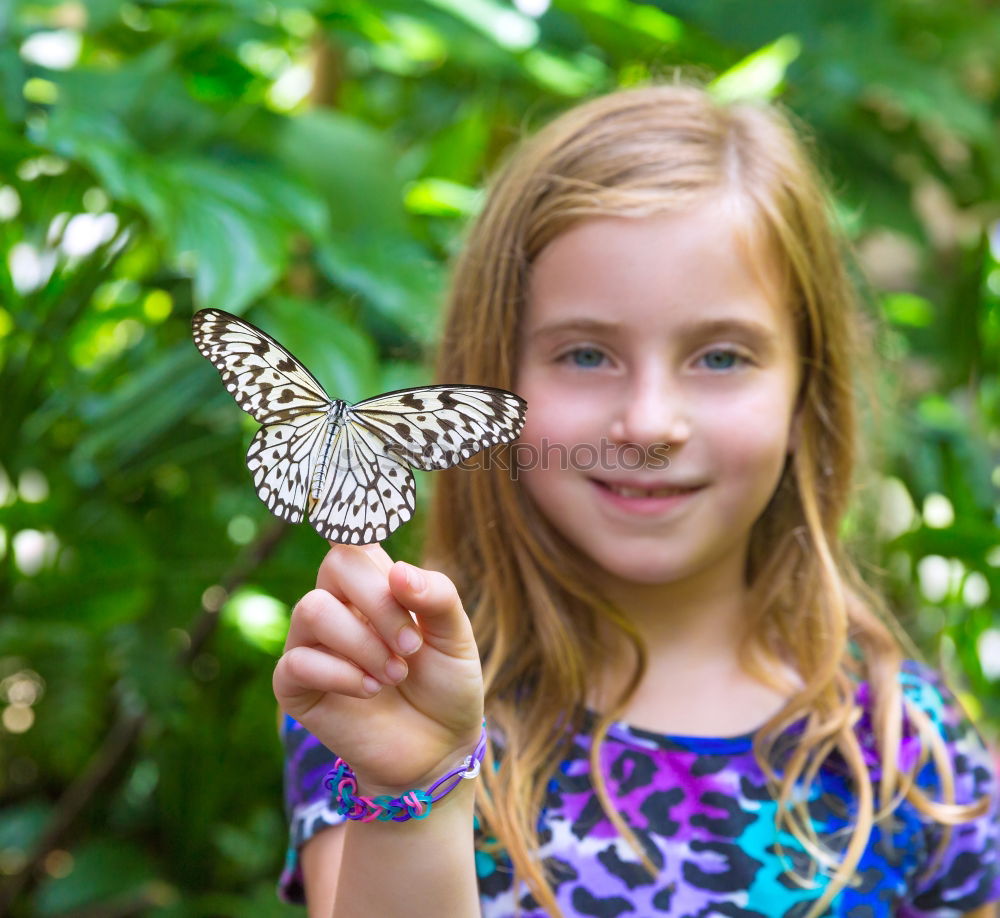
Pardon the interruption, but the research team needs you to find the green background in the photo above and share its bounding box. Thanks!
[1,1,998,914]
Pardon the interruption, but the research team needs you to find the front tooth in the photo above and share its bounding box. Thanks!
[610,485,685,497]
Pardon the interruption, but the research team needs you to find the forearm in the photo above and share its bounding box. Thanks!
[332,780,479,918]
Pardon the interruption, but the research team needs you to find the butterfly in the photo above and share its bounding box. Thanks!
[192,308,526,545]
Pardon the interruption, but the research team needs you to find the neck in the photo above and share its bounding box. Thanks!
[595,543,750,671]
[587,540,795,736]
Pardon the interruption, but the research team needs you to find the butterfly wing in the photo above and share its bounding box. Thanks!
[346,384,527,471]
[308,421,415,544]
[193,311,526,543]
[192,308,332,423]
[247,412,329,525]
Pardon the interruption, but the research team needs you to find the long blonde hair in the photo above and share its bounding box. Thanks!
[424,82,984,916]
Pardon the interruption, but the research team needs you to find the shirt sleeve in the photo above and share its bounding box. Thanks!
[277,714,345,905]
[897,661,1000,917]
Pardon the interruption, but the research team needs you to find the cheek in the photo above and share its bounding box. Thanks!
[519,406,570,450]
[516,377,603,448]
[515,405,583,488]
[703,384,795,475]
[513,379,602,500]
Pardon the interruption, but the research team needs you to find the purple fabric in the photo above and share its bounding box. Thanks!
[278,660,1000,916]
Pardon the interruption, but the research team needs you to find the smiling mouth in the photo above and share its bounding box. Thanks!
[592,480,703,499]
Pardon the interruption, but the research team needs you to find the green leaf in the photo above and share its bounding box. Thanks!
[0,45,28,125]
[890,519,999,563]
[35,106,172,224]
[404,177,482,216]
[265,297,381,403]
[423,0,539,51]
[316,232,442,344]
[168,179,286,311]
[378,358,431,393]
[522,48,607,96]
[274,110,409,235]
[710,34,802,101]
[34,837,157,915]
[70,343,208,479]
[883,292,935,327]
[412,100,492,186]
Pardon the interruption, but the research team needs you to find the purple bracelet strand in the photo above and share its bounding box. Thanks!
[325,723,488,823]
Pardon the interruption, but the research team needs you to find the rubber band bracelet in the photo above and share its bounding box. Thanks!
[324,723,488,823]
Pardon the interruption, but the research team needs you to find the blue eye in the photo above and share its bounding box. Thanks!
[567,347,605,368]
[700,349,743,370]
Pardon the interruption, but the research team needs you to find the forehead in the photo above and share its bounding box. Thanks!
[523,198,792,337]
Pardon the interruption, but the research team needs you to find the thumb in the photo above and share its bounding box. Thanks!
[388,561,473,649]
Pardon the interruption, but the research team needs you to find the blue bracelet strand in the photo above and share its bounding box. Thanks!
[324,723,488,823]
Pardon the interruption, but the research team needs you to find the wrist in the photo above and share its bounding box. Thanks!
[349,771,477,826]
[326,723,487,823]
[356,748,480,799]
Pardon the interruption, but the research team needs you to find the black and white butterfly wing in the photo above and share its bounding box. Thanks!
[307,382,526,543]
[194,310,528,544]
[346,385,527,471]
[194,307,333,528]
[308,423,415,544]
[247,412,329,525]
[192,308,331,423]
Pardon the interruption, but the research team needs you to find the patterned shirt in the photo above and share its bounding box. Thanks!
[278,661,1000,916]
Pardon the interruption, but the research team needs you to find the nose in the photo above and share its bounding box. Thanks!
[609,367,691,446]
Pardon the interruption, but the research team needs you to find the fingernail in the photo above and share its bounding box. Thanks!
[397,625,422,655]
[403,563,426,593]
[362,675,381,695]
[385,658,407,683]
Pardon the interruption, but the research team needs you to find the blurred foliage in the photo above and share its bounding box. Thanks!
[0,0,998,914]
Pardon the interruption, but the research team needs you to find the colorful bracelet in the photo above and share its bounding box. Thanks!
[324,723,488,823]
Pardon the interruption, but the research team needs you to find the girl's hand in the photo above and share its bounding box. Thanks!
[272,543,485,795]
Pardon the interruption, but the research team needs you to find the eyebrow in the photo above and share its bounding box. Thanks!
[529,316,779,349]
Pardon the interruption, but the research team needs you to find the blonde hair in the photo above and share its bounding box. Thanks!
[424,82,985,916]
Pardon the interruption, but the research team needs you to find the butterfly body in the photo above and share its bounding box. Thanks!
[193,309,526,544]
[310,401,349,500]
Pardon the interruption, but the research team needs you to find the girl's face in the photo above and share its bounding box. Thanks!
[515,200,801,587]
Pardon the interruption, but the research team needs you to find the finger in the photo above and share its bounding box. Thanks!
[317,543,393,628]
[284,589,409,686]
[319,542,392,593]
[387,562,472,648]
[318,544,423,658]
[274,644,382,704]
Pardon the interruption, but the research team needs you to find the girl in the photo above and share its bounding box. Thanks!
[273,84,999,917]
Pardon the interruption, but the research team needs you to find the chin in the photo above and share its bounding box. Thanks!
[577,546,699,587]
